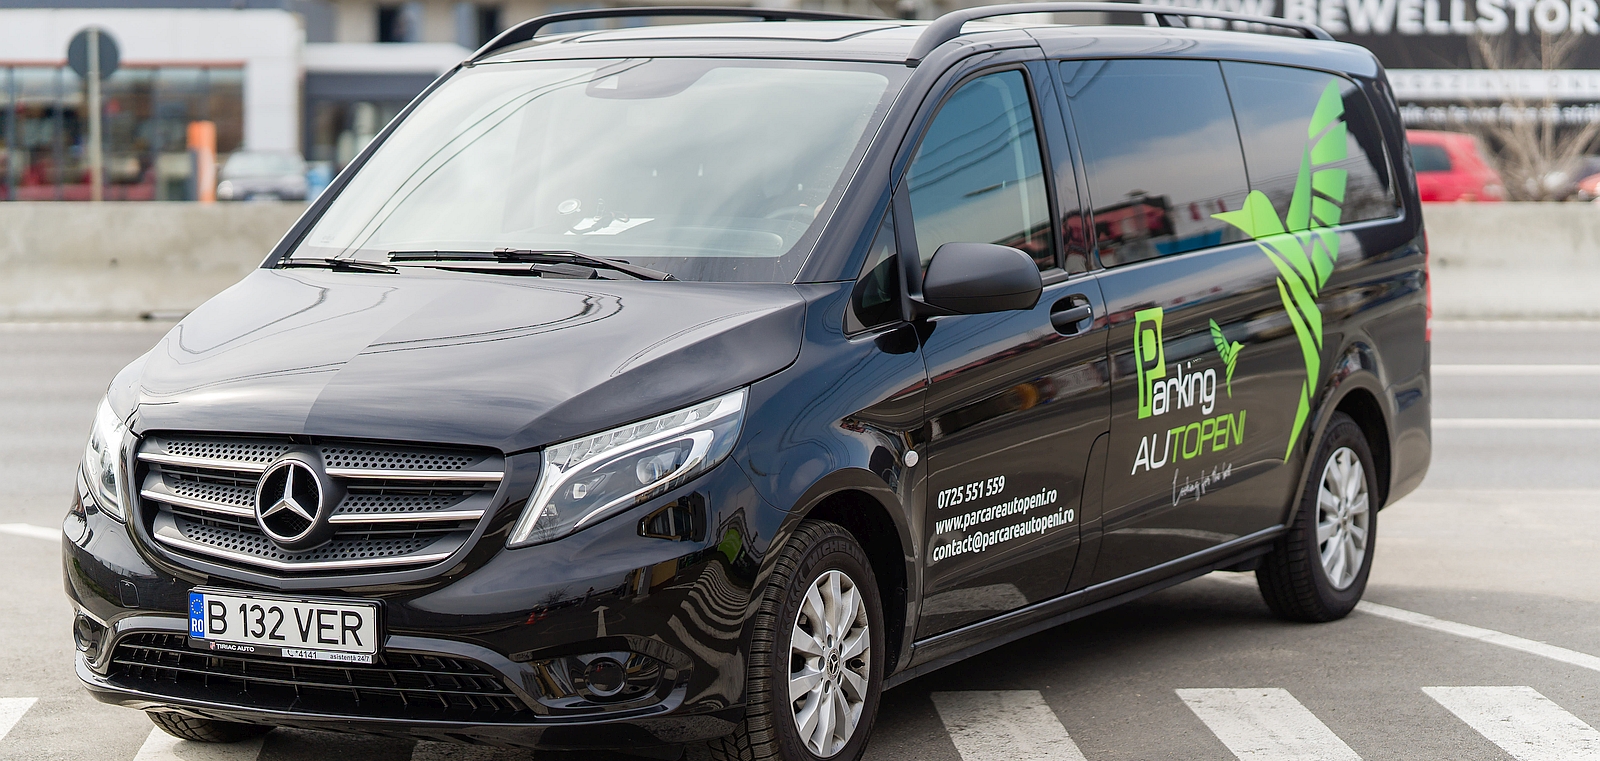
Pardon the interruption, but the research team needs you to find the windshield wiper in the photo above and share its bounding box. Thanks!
[279,257,399,274]
[387,249,676,281]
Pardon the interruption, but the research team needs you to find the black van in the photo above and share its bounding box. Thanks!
[65,5,1430,759]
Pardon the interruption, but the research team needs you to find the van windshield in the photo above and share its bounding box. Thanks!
[286,58,902,282]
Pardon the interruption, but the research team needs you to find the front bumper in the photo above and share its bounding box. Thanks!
[77,640,737,750]
[64,460,776,750]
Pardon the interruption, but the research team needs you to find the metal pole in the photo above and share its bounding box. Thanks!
[53,66,63,201]
[5,67,17,201]
[88,27,103,202]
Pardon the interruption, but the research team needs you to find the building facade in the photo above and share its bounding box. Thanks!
[5,0,1592,201]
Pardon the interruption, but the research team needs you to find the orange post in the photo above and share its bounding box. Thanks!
[187,120,217,204]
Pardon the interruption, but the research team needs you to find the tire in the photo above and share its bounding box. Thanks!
[146,711,272,743]
[708,520,885,761]
[1257,411,1379,622]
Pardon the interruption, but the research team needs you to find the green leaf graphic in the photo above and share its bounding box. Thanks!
[1209,319,1243,398]
[1214,79,1346,460]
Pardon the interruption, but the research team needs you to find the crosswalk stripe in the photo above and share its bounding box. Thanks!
[0,698,37,743]
[0,524,59,542]
[1424,686,1600,761]
[931,690,1088,761]
[133,728,266,761]
[1177,688,1362,761]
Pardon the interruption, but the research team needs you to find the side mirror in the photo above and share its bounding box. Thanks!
[919,242,1043,315]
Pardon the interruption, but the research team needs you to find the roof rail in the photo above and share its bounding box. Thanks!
[906,2,1334,65]
[471,6,885,62]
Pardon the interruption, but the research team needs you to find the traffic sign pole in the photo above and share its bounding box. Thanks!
[87,27,102,202]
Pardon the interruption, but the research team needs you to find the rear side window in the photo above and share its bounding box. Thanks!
[1223,63,1400,226]
[905,70,1055,272]
[1061,59,1250,268]
[1411,143,1453,173]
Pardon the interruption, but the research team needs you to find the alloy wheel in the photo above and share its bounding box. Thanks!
[1316,446,1370,590]
[789,568,871,758]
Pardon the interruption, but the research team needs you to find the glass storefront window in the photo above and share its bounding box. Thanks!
[0,64,243,201]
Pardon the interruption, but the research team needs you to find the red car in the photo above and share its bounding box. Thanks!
[1407,129,1506,202]
[1575,171,1600,201]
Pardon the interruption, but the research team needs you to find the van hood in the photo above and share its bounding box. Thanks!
[127,269,806,453]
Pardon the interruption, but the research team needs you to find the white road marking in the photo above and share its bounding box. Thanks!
[1434,320,1600,331]
[1358,601,1600,675]
[1424,686,1600,761]
[0,698,37,743]
[0,523,59,541]
[1177,688,1362,761]
[0,321,174,333]
[1434,364,1600,375]
[931,690,1088,761]
[1433,418,1600,429]
[133,728,266,761]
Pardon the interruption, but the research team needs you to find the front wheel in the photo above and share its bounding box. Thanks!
[1257,411,1378,622]
[708,520,885,761]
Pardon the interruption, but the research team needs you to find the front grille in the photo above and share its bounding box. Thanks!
[137,434,504,575]
[110,633,535,722]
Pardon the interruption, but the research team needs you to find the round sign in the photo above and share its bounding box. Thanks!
[67,28,120,82]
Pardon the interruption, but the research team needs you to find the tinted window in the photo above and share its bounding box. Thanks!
[1224,63,1400,226]
[906,70,1054,271]
[1061,59,1250,268]
[850,213,902,332]
[1411,143,1453,173]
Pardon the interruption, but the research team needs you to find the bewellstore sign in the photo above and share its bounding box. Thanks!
[1139,0,1600,69]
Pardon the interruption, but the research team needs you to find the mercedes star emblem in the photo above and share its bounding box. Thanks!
[255,454,340,551]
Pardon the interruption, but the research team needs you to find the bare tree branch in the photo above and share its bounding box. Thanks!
[1464,32,1600,200]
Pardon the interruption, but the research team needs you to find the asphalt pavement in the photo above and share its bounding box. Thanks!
[1,319,1598,761]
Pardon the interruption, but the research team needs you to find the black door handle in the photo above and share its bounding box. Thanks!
[1050,300,1094,334]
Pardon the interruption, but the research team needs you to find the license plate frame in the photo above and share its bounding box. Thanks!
[187,587,382,664]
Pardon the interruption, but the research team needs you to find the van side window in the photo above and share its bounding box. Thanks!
[1222,63,1401,226]
[849,212,902,332]
[905,70,1055,272]
[1060,59,1250,268]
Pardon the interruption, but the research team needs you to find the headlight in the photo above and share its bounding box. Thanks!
[508,388,747,548]
[81,397,130,522]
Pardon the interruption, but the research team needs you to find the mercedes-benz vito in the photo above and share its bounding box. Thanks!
[66,6,1430,759]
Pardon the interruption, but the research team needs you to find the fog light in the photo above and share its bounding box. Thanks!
[525,649,676,710]
[73,612,105,660]
[584,657,626,697]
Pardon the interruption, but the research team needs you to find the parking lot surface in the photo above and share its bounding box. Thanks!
[2,320,1597,760]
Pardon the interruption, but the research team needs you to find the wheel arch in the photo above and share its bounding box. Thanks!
[1286,339,1395,524]
[762,468,917,677]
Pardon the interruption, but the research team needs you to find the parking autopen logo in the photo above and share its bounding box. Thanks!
[1214,79,1347,461]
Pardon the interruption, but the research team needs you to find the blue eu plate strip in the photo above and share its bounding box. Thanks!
[188,592,206,637]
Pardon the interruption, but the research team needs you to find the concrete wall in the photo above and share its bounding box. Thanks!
[1422,202,1600,319]
[0,202,304,320]
[0,201,1596,320]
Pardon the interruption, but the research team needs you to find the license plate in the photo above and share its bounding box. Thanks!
[188,588,379,664]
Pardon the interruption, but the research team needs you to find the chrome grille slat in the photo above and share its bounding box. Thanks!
[328,510,485,524]
[136,434,504,576]
[140,487,255,518]
[152,512,465,572]
[324,468,502,483]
